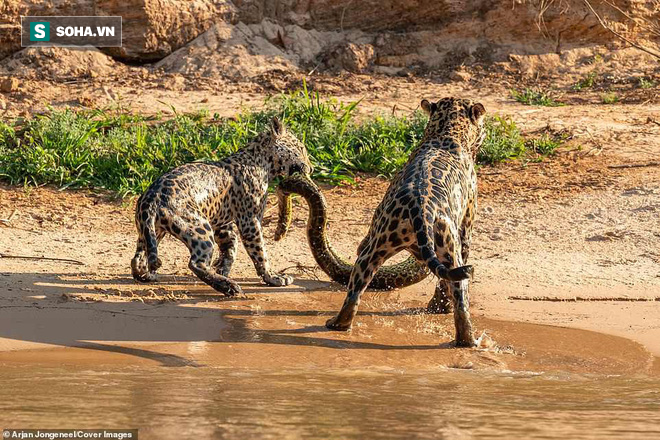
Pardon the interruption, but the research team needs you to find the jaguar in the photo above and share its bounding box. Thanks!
[130,117,313,295]
[322,97,487,347]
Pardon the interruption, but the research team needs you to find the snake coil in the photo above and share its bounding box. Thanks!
[275,175,429,290]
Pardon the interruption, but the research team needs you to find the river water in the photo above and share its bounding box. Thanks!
[1,365,659,439]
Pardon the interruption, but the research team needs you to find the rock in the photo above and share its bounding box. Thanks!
[0,76,18,92]
[450,70,471,82]
[0,23,20,62]
[235,0,311,26]
[325,43,375,73]
[373,65,404,76]
[0,96,6,110]
[0,0,95,60]
[95,0,237,61]
[161,74,186,91]
[309,0,457,31]
[236,0,456,32]
[0,47,117,80]
[230,0,659,72]
[281,24,328,64]
[258,18,285,45]
[157,18,345,77]
[155,21,296,79]
[1,0,658,75]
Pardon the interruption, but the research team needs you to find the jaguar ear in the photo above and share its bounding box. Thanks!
[421,99,436,115]
[470,103,486,124]
[271,117,284,135]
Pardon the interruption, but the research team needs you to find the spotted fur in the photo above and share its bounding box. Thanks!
[276,174,430,289]
[325,97,487,347]
[131,118,313,295]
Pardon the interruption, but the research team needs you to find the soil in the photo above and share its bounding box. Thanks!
[0,75,659,374]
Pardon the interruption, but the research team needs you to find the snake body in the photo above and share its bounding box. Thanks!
[275,175,429,290]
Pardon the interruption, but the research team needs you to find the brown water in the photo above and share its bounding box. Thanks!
[1,365,659,439]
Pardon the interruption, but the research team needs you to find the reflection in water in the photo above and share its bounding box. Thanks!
[1,366,659,439]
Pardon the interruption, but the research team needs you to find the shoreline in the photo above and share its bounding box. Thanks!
[0,283,657,377]
[1,92,659,378]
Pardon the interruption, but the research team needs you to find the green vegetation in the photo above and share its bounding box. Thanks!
[479,115,525,164]
[511,88,565,107]
[572,72,597,91]
[479,115,563,164]
[638,77,656,89]
[589,54,603,65]
[526,132,567,157]
[600,91,619,104]
[0,89,565,197]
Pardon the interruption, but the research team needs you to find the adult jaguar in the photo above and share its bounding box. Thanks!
[130,118,313,296]
[319,97,486,347]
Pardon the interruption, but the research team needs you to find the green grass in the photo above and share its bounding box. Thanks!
[478,115,526,164]
[572,72,597,91]
[526,132,567,157]
[638,77,656,89]
[0,89,565,197]
[600,91,619,104]
[511,88,565,107]
[589,54,603,65]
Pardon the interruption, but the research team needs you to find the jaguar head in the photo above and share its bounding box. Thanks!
[421,97,487,160]
[266,117,314,178]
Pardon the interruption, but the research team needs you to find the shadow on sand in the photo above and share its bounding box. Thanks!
[0,271,446,366]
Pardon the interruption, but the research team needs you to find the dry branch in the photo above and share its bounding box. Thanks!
[601,0,660,39]
[607,161,660,169]
[583,0,660,60]
[0,253,84,265]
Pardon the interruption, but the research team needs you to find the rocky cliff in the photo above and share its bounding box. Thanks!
[0,0,658,77]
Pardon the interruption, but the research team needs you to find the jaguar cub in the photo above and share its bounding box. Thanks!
[131,118,313,295]
[326,97,486,347]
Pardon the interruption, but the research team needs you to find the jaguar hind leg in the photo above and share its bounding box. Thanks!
[435,221,476,347]
[430,211,472,316]
[213,224,239,277]
[326,235,399,330]
[450,278,475,347]
[169,213,242,296]
[131,231,164,282]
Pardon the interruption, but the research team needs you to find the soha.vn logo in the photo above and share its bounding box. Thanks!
[29,22,50,41]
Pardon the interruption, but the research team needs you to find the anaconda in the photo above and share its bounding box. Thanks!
[275,175,429,290]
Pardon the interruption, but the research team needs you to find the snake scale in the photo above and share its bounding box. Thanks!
[274,175,429,290]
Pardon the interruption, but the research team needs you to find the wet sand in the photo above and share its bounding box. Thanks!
[0,275,656,376]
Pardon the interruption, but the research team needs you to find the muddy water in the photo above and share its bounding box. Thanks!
[1,365,659,439]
